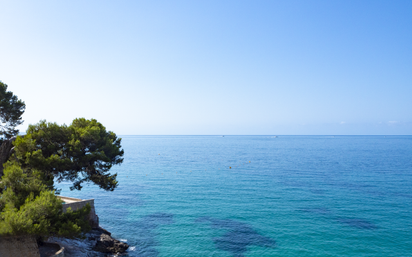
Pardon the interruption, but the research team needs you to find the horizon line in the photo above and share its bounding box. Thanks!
[116,134,412,136]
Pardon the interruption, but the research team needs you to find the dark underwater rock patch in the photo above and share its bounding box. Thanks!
[299,207,378,230]
[129,212,174,257]
[196,216,275,257]
[337,218,378,229]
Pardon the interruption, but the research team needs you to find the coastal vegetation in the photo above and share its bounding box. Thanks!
[0,81,124,239]
[0,162,91,238]
[0,82,25,141]
[12,118,124,192]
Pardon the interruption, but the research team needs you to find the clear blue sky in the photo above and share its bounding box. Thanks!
[1,0,411,135]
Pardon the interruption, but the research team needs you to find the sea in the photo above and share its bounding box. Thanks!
[58,135,412,256]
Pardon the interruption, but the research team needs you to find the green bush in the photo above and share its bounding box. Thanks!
[0,162,91,238]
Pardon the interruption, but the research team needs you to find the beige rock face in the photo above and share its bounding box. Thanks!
[0,235,40,257]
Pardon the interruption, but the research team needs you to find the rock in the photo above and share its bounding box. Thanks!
[87,227,111,241]
[38,242,63,257]
[94,226,112,236]
[48,226,129,257]
[47,236,105,257]
[92,233,129,254]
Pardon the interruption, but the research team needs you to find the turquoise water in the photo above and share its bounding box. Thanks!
[58,136,412,256]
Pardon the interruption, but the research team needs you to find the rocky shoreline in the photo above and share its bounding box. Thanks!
[47,227,129,257]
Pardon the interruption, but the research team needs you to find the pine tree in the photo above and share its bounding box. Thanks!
[0,162,91,238]
[13,118,124,191]
[0,81,25,177]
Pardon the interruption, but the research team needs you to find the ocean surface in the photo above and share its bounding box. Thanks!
[58,136,412,256]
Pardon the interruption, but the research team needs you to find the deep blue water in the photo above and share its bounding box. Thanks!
[58,136,412,256]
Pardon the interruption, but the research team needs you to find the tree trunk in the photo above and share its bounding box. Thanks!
[0,137,16,177]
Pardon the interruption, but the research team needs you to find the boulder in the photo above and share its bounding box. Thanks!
[92,233,129,254]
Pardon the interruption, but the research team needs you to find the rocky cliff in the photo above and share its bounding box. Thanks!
[47,227,129,257]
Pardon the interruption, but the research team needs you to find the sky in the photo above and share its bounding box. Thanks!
[1,0,411,135]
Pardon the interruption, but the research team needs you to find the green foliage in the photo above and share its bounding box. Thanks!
[0,81,25,141]
[0,162,91,238]
[0,162,47,210]
[13,118,124,191]
[0,84,120,240]
[56,204,91,238]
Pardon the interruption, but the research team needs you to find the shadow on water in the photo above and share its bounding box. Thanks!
[299,207,378,230]
[196,217,275,257]
[337,218,378,229]
[130,213,174,257]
